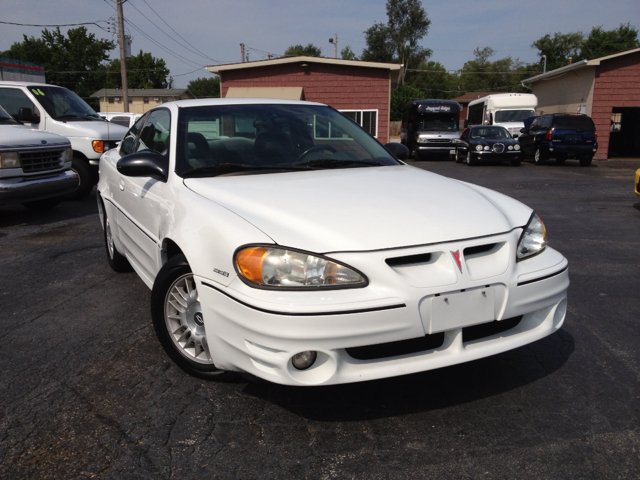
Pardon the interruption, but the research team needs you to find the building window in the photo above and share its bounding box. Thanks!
[128,98,133,104]
[108,97,115,104]
[143,97,149,104]
[340,110,378,137]
[162,97,168,103]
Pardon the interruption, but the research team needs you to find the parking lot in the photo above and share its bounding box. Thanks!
[1,158,639,479]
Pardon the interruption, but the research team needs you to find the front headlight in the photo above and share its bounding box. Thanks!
[63,147,73,162]
[517,213,547,261]
[418,137,428,144]
[514,144,521,151]
[235,246,368,289]
[475,145,483,151]
[0,151,21,169]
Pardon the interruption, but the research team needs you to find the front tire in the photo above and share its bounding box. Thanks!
[466,151,476,166]
[151,255,232,380]
[455,149,463,163]
[65,158,95,200]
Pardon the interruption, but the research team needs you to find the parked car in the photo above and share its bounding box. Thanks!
[99,111,143,128]
[455,125,522,166]
[518,114,598,166]
[97,98,569,386]
[0,80,128,199]
[0,105,77,210]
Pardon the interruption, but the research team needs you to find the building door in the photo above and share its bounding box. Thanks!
[608,107,640,158]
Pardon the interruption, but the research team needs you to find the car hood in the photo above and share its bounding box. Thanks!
[0,124,70,149]
[184,165,532,253]
[44,117,129,141]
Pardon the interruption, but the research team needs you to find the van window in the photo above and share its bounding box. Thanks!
[0,88,40,120]
[26,85,101,120]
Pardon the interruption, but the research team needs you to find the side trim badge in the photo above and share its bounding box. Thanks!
[451,250,463,273]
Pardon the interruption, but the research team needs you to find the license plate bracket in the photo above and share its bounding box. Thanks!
[430,287,495,333]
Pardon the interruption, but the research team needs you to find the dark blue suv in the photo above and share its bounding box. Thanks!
[518,114,598,166]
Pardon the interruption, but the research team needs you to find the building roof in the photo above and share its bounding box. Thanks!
[206,56,402,74]
[91,88,192,98]
[450,92,508,104]
[521,46,640,84]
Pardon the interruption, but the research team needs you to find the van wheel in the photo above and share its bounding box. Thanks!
[65,158,95,200]
[534,147,546,165]
[579,156,593,167]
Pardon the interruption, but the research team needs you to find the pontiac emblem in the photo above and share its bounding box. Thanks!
[451,250,463,273]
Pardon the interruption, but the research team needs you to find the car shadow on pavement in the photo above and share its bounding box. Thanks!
[242,329,574,422]
[0,190,98,229]
[633,203,640,212]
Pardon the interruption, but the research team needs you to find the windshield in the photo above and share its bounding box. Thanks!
[27,86,102,121]
[494,109,536,123]
[470,127,512,139]
[0,105,18,123]
[176,104,399,177]
[414,114,458,132]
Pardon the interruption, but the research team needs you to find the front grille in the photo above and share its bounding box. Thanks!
[19,149,64,173]
[427,139,452,145]
[346,333,445,360]
[463,316,522,343]
[492,143,505,153]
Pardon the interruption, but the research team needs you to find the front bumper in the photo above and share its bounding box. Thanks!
[470,150,522,162]
[196,231,569,386]
[0,169,79,205]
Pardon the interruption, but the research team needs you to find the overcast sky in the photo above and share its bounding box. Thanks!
[2,0,639,90]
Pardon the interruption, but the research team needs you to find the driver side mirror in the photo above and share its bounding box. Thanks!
[117,151,168,182]
[384,142,410,161]
[18,107,40,124]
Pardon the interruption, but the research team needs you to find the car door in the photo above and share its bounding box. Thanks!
[115,109,171,282]
[519,117,539,156]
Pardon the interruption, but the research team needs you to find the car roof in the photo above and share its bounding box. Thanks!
[168,98,326,109]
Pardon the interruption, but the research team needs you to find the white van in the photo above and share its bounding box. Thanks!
[466,93,537,138]
[0,81,128,199]
[99,112,143,128]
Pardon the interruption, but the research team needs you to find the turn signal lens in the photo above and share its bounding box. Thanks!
[235,246,367,288]
[92,140,105,153]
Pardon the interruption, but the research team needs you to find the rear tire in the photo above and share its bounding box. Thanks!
[151,255,235,381]
[466,151,476,166]
[534,147,546,165]
[455,150,464,163]
[579,156,593,167]
[65,158,95,200]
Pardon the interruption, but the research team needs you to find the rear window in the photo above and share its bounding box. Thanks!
[552,115,595,130]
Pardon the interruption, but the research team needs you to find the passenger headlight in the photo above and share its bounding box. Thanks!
[508,145,514,150]
[475,145,483,151]
[235,246,367,289]
[418,137,428,144]
[484,145,490,151]
[0,151,21,169]
[517,213,547,261]
[514,144,521,151]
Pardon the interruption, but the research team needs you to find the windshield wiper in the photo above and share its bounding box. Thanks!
[182,163,314,178]
[54,113,101,121]
[295,158,385,169]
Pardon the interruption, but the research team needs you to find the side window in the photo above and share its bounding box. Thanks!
[120,113,149,156]
[0,88,40,120]
[135,109,171,156]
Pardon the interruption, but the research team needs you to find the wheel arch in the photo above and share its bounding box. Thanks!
[161,238,186,266]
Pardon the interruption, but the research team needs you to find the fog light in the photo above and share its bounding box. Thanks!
[292,351,317,370]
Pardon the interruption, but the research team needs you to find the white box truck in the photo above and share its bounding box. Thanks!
[0,81,128,199]
[466,93,537,138]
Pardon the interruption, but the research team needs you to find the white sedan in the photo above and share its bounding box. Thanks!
[97,98,569,386]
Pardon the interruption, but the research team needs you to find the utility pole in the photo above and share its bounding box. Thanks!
[117,0,129,112]
[328,34,337,58]
[240,43,245,63]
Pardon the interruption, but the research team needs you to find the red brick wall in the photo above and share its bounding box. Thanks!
[592,51,640,159]
[220,62,392,143]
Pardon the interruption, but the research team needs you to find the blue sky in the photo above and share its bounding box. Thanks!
[2,0,639,89]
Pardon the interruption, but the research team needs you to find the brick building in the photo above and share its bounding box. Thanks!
[207,56,402,144]
[522,47,640,160]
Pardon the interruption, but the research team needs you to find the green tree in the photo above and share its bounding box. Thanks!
[531,31,584,71]
[406,60,455,99]
[1,27,115,107]
[457,47,528,93]
[390,85,422,121]
[187,76,220,98]
[283,44,322,57]
[341,46,358,60]
[581,23,639,59]
[101,50,170,89]
[362,0,431,84]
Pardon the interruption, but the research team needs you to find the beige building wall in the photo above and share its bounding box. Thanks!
[98,93,192,114]
[532,66,596,116]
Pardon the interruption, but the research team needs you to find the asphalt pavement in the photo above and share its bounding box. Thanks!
[1,157,639,479]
